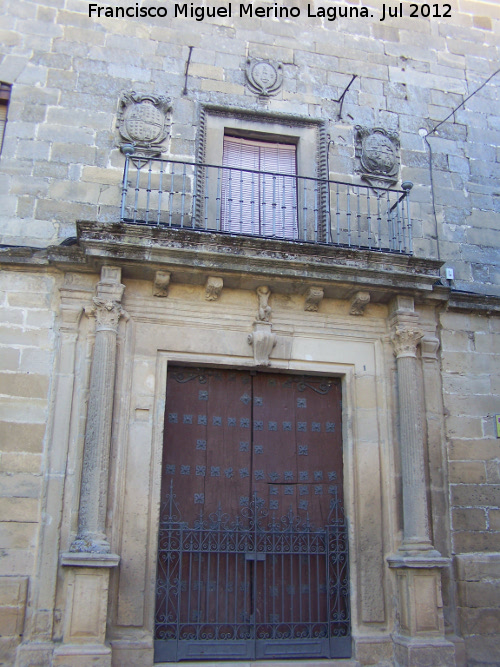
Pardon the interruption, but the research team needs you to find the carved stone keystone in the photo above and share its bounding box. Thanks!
[248,321,277,367]
[205,276,223,301]
[350,291,370,315]
[153,270,171,297]
[248,286,276,366]
[304,287,324,312]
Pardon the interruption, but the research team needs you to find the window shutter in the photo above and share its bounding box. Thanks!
[0,83,11,155]
[221,136,297,238]
[0,104,6,149]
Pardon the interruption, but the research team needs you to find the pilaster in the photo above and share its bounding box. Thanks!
[388,296,455,666]
[57,267,124,667]
[16,276,86,667]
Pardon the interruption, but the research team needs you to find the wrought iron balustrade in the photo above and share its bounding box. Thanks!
[120,155,413,254]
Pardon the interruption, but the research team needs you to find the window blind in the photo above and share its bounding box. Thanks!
[221,136,298,238]
[0,83,11,155]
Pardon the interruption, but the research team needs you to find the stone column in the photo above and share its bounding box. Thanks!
[56,267,124,667]
[387,296,455,667]
[390,302,432,553]
[71,266,125,553]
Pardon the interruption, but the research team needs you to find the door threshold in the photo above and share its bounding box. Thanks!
[155,661,360,667]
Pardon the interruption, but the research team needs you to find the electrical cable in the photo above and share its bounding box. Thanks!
[422,68,500,272]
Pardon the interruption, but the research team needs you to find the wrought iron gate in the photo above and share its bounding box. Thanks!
[155,368,350,662]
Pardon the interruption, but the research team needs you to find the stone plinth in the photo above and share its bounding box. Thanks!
[54,553,120,667]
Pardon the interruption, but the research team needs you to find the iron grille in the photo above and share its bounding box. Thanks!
[155,483,350,662]
[120,156,414,254]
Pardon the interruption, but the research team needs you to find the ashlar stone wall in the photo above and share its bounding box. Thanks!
[0,269,57,663]
[0,0,499,295]
[441,309,500,665]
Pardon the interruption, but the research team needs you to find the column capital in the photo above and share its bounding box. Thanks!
[91,297,126,333]
[390,324,424,358]
[59,303,83,334]
[421,335,440,361]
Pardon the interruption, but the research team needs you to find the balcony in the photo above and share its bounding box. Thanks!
[119,156,414,255]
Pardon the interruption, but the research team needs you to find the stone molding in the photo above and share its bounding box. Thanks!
[74,223,444,300]
[61,552,120,568]
[387,554,450,569]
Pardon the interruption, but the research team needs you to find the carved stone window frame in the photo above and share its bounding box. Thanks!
[196,105,329,241]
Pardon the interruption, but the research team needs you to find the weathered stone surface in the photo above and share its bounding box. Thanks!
[0,3,499,666]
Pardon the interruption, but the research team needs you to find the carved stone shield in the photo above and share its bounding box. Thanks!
[361,131,397,175]
[118,92,171,157]
[123,101,164,143]
[245,58,283,97]
[355,126,400,188]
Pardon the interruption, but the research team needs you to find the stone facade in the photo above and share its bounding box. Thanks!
[0,1,499,666]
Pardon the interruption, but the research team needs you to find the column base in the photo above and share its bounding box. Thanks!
[57,552,119,659]
[15,642,54,667]
[388,553,455,666]
[53,643,112,667]
[393,635,457,667]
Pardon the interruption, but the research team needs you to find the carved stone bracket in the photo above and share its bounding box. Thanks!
[248,321,277,367]
[153,270,171,297]
[304,287,324,312]
[350,291,370,316]
[205,276,223,301]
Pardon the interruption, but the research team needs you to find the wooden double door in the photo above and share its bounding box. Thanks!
[154,368,350,662]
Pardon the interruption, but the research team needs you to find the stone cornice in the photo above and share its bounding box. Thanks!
[1,223,499,312]
[72,222,444,302]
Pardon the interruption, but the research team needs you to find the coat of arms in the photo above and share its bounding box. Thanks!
[117,92,171,158]
[245,58,283,97]
[355,126,400,188]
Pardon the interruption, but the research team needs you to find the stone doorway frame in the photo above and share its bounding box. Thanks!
[106,322,392,665]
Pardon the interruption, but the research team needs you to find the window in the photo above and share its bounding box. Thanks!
[0,83,11,155]
[199,108,327,241]
[221,136,298,238]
